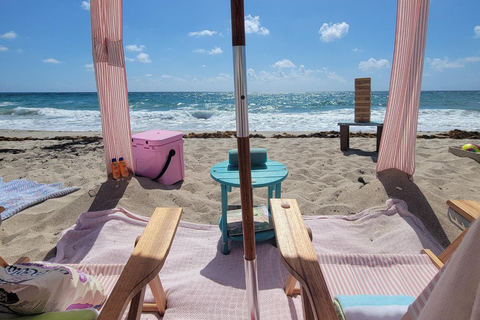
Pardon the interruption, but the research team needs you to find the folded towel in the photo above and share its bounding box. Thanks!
[334,295,415,320]
[228,148,267,167]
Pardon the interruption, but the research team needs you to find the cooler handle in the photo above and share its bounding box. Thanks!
[153,149,176,180]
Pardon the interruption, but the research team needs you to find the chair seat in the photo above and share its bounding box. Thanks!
[319,253,438,298]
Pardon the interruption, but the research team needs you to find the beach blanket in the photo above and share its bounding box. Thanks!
[49,199,444,319]
[0,178,80,221]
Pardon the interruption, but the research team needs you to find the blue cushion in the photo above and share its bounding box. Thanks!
[228,148,267,166]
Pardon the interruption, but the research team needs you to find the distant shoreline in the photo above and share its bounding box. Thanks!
[1,129,479,140]
[1,90,480,94]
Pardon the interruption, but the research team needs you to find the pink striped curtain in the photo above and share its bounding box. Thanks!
[90,0,134,175]
[376,0,430,176]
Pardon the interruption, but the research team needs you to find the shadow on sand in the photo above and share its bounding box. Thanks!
[377,168,450,248]
[341,148,378,162]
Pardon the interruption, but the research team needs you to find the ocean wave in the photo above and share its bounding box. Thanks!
[0,91,479,132]
[191,111,214,120]
[0,102,19,107]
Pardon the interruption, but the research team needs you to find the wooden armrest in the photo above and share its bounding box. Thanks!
[421,249,444,269]
[98,207,182,320]
[446,200,480,223]
[270,199,337,320]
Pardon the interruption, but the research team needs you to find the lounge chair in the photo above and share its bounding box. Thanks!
[0,207,182,320]
[271,198,480,320]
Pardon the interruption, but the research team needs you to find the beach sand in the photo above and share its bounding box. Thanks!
[1,129,479,263]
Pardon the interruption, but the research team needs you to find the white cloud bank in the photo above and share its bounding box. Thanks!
[0,46,8,52]
[247,63,346,84]
[188,30,218,37]
[272,59,296,69]
[427,56,480,71]
[137,53,151,63]
[43,58,62,64]
[358,58,390,71]
[245,15,269,35]
[81,1,90,10]
[319,22,349,42]
[193,47,223,55]
[125,44,145,52]
[1,31,18,39]
[474,25,480,38]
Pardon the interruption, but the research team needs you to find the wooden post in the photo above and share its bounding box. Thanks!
[355,78,371,123]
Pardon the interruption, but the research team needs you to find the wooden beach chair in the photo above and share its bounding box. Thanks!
[271,198,480,320]
[0,207,182,320]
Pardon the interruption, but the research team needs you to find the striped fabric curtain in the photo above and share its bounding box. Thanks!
[90,0,134,175]
[376,0,430,176]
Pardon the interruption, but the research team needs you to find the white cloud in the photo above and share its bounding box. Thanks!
[125,44,145,52]
[358,58,390,71]
[1,31,18,39]
[161,74,173,79]
[272,59,296,69]
[245,15,270,35]
[461,56,480,63]
[353,48,362,52]
[427,56,480,71]
[319,22,349,42]
[188,30,218,37]
[208,47,223,55]
[81,1,90,10]
[193,47,223,55]
[145,73,152,77]
[0,45,8,52]
[474,25,480,38]
[85,63,94,71]
[43,58,62,64]
[322,68,347,83]
[125,57,135,62]
[137,53,151,63]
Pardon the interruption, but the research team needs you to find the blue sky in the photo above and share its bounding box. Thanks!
[0,0,479,92]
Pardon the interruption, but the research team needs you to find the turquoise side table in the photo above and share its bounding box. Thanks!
[210,159,289,254]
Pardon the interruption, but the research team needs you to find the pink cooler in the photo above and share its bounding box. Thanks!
[132,130,185,185]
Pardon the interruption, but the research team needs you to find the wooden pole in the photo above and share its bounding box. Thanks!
[230,0,255,262]
[230,1,260,319]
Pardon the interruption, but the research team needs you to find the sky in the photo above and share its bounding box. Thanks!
[0,0,479,92]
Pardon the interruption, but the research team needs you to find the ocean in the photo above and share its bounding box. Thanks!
[0,91,479,132]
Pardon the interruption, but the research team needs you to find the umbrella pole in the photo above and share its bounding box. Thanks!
[230,0,260,319]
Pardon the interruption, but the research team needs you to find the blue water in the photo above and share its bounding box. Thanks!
[0,91,479,132]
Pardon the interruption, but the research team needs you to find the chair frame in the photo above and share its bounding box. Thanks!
[270,198,478,320]
[1,207,182,320]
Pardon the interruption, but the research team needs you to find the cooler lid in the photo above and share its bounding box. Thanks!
[132,130,184,146]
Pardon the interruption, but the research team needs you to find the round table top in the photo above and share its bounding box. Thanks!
[210,159,288,188]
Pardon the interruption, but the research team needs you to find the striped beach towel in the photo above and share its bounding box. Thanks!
[0,177,80,220]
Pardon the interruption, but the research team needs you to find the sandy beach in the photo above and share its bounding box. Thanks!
[1,129,479,263]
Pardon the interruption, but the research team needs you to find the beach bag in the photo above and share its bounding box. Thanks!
[0,261,106,315]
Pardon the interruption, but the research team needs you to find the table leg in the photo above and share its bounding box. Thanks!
[340,125,349,151]
[376,125,383,152]
[221,184,229,254]
[268,185,274,213]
